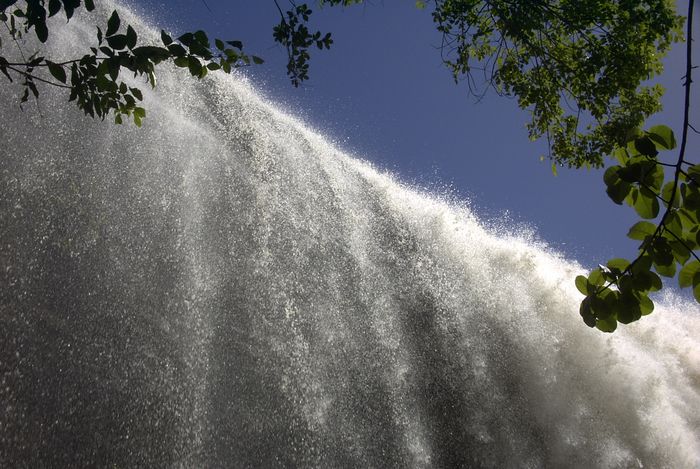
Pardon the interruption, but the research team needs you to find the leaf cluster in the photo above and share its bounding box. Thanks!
[577,125,700,332]
[430,0,684,168]
[272,2,333,87]
[269,1,364,86]
[0,1,262,125]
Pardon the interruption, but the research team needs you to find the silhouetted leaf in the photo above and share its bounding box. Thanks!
[579,298,596,327]
[106,10,120,37]
[107,34,127,50]
[126,25,137,49]
[634,136,658,157]
[46,60,66,83]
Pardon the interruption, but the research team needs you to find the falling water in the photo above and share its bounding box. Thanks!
[1,4,699,468]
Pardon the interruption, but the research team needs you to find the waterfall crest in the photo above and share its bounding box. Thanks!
[1,4,699,467]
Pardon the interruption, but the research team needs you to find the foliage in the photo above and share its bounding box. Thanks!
[577,125,700,332]
[0,0,360,121]
[429,0,684,169]
[576,0,698,332]
[0,0,263,126]
[272,1,332,86]
[271,0,362,86]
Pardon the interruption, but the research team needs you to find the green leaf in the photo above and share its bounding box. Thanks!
[632,187,659,219]
[644,165,664,192]
[187,56,202,77]
[596,316,617,333]
[45,60,66,83]
[589,269,605,286]
[604,166,633,204]
[661,181,680,208]
[604,165,621,186]
[617,293,642,324]
[648,125,676,150]
[590,294,613,319]
[630,269,662,293]
[664,211,683,238]
[575,275,590,295]
[687,165,700,185]
[226,40,243,49]
[606,180,632,205]
[612,147,629,165]
[174,56,188,68]
[606,258,630,273]
[677,207,698,226]
[627,221,656,240]
[654,260,676,278]
[694,283,700,303]
[669,240,691,265]
[639,294,654,316]
[252,55,264,65]
[683,184,700,210]
[679,260,700,288]
[106,10,120,37]
[133,106,145,127]
[579,298,596,327]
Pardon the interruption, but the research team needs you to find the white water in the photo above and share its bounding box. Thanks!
[1,4,699,468]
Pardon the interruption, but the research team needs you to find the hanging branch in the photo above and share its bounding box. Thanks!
[576,0,699,332]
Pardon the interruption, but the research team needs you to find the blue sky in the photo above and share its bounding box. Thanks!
[130,0,697,270]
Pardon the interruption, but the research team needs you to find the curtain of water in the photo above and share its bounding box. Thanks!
[0,3,698,468]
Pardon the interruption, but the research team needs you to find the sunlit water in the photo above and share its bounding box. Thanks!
[1,3,699,468]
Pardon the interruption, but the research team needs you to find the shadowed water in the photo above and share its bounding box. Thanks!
[1,4,699,468]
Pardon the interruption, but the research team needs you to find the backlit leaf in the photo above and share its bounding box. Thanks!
[648,125,676,150]
[679,260,700,289]
[627,221,656,240]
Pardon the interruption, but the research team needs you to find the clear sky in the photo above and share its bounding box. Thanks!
[128,0,698,271]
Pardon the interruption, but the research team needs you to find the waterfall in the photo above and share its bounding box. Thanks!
[1,3,698,468]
